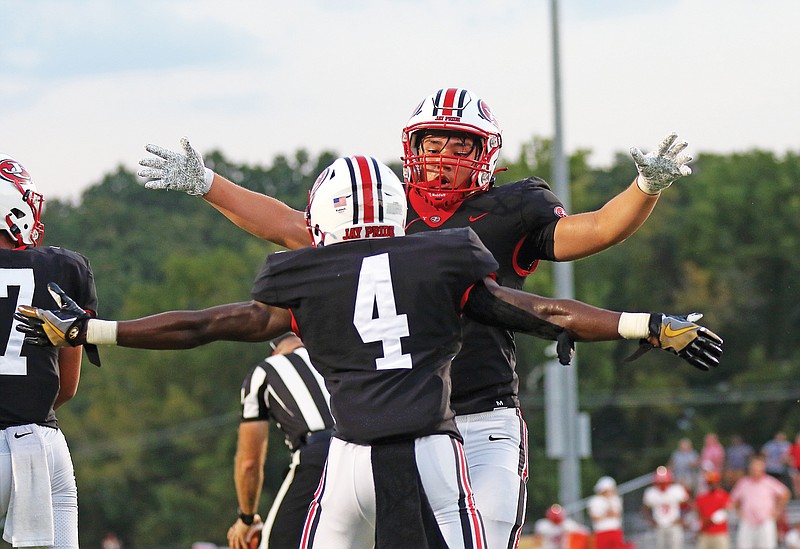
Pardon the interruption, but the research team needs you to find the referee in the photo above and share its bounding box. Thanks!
[227,332,334,549]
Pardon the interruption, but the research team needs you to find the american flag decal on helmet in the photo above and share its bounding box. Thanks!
[343,156,385,225]
[432,88,472,118]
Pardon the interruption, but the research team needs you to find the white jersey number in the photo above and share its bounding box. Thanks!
[0,268,35,375]
[353,253,412,370]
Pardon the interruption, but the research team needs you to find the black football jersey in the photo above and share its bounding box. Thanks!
[251,228,498,445]
[0,246,98,429]
[405,178,565,414]
[240,346,335,451]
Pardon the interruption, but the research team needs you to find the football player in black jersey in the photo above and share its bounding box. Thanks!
[131,86,695,547]
[18,156,720,549]
[0,153,98,549]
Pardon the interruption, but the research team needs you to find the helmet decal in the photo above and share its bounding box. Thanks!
[0,159,32,186]
[477,99,498,126]
[432,88,472,119]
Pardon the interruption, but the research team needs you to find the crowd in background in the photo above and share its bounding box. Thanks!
[531,431,800,549]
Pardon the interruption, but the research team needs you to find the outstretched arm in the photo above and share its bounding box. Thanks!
[464,277,722,370]
[552,133,692,261]
[204,175,309,249]
[138,137,310,250]
[15,283,292,350]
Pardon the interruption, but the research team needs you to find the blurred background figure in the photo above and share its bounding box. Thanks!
[588,476,634,549]
[724,434,754,490]
[785,523,800,549]
[700,433,726,474]
[532,504,589,549]
[788,432,800,499]
[729,455,791,549]
[642,466,689,549]
[669,438,700,494]
[761,432,793,495]
[694,470,730,549]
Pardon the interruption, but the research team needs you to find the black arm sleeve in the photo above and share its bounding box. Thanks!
[463,281,576,365]
[463,280,563,340]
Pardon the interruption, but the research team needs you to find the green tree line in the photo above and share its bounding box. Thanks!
[10,143,798,547]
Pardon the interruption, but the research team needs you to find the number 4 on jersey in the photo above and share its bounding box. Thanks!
[353,253,412,370]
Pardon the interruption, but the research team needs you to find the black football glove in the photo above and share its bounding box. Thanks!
[14,282,101,366]
[624,313,722,371]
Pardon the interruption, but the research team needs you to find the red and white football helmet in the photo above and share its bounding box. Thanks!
[306,156,406,247]
[654,465,673,485]
[0,153,44,247]
[546,504,565,524]
[402,87,503,209]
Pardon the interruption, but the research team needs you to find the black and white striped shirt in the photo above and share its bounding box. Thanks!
[240,347,334,451]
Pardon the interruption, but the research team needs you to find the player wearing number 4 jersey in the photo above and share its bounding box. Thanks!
[133,87,697,548]
[16,156,722,549]
[0,153,98,549]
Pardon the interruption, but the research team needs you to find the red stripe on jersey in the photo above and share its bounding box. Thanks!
[442,88,458,116]
[355,156,375,223]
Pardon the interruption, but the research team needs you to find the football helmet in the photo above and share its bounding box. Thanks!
[402,87,502,209]
[546,504,564,524]
[0,153,44,247]
[654,465,673,485]
[306,156,406,247]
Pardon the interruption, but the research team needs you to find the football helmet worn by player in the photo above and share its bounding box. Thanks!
[546,504,565,525]
[654,465,674,486]
[402,88,503,209]
[0,153,45,247]
[306,155,407,247]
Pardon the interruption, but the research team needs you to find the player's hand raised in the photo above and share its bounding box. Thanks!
[630,132,692,195]
[625,312,722,371]
[138,137,214,196]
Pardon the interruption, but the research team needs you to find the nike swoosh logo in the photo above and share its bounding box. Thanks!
[469,213,489,222]
[664,323,696,337]
[14,432,32,439]
[488,435,511,441]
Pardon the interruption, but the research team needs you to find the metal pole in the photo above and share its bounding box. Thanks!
[548,0,581,508]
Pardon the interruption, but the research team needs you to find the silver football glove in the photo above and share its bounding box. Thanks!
[630,132,693,195]
[138,137,214,196]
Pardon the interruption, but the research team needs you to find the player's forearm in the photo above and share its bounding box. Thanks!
[90,302,281,349]
[553,180,658,261]
[485,281,622,341]
[204,174,310,249]
[235,458,264,514]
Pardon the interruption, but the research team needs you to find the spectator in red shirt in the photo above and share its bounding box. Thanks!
[789,432,800,499]
[695,470,730,549]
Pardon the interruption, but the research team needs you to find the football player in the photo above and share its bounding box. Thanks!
[134,87,694,548]
[17,156,720,549]
[0,153,99,549]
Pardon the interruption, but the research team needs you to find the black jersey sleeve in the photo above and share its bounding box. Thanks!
[515,177,566,265]
[250,249,305,308]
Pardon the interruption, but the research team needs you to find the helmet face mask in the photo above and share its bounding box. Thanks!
[403,88,502,210]
[306,156,406,247]
[0,154,44,247]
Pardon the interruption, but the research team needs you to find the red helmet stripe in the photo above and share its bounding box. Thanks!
[354,156,375,223]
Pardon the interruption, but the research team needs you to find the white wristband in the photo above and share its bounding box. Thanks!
[203,167,215,193]
[636,174,660,195]
[617,312,651,339]
[86,319,118,345]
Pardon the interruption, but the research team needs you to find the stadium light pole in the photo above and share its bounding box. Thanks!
[547,0,582,508]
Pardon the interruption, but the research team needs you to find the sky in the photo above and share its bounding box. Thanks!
[2,0,798,202]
